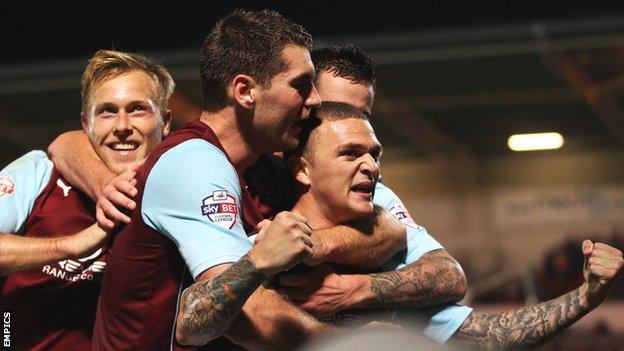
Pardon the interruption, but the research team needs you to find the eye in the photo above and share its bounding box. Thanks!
[292,78,313,96]
[97,105,117,118]
[371,151,381,163]
[128,103,151,116]
[341,150,359,160]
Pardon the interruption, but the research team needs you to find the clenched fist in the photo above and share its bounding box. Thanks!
[248,211,314,277]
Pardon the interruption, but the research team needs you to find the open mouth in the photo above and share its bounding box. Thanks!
[351,181,374,196]
[107,142,139,154]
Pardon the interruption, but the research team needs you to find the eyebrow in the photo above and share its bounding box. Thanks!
[290,71,314,84]
[337,142,383,155]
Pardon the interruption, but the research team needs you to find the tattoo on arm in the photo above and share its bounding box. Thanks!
[454,287,590,350]
[369,250,467,308]
[177,254,264,344]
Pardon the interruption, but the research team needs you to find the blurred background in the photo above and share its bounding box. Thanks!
[2,1,624,349]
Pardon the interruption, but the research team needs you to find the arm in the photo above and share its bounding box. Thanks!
[309,206,406,269]
[176,212,333,348]
[280,249,467,317]
[225,279,333,351]
[452,240,623,350]
[49,131,143,227]
[47,130,114,201]
[0,150,110,275]
[360,249,467,308]
[0,223,108,275]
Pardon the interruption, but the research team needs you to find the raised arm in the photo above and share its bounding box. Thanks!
[308,206,406,269]
[453,240,623,350]
[0,224,108,275]
[175,211,334,349]
[47,130,114,201]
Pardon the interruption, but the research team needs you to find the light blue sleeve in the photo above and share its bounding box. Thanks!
[393,303,473,344]
[142,139,254,280]
[0,150,53,233]
[374,182,443,268]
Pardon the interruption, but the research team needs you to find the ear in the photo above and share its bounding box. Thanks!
[232,74,256,109]
[287,154,311,186]
[80,111,89,133]
[161,110,172,137]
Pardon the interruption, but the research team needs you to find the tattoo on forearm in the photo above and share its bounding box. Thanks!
[369,250,466,307]
[454,287,589,350]
[177,254,263,342]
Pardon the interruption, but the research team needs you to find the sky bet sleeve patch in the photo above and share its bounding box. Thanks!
[201,189,239,229]
[0,174,16,197]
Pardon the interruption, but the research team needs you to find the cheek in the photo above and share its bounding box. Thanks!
[135,119,162,140]
[87,121,112,141]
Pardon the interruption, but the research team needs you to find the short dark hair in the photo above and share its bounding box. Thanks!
[200,9,313,112]
[293,101,370,158]
[311,45,377,90]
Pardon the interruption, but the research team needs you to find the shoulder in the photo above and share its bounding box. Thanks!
[1,150,54,197]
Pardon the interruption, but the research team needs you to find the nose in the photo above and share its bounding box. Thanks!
[305,84,321,109]
[113,112,132,140]
[360,154,380,177]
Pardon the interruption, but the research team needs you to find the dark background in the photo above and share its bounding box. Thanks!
[3,1,624,64]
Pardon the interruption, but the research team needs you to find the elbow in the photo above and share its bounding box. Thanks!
[448,262,468,302]
[389,224,407,255]
[454,270,468,301]
[47,132,69,158]
[175,323,220,347]
[175,327,194,346]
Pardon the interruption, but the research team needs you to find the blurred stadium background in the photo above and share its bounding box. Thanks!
[2,1,624,349]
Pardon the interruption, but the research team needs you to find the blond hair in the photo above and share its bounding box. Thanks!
[81,49,175,115]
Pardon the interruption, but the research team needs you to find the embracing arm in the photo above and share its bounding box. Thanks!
[226,282,333,351]
[281,249,467,317]
[309,206,406,269]
[175,256,265,345]
[452,240,623,350]
[360,249,467,308]
[176,211,333,348]
[47,130,114,201]
[0,223,108,275]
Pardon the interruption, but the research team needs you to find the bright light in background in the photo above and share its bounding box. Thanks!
[507,132,564,151]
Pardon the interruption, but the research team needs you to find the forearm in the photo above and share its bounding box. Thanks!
[352,249,467,309]
[176,255,265,346]
[226,286,334,351]
[314,206,406,268]
[0,223,106,275]
[453,284,594,350]
[47,130,114,200]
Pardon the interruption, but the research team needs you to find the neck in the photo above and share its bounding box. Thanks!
[291,192,338,230]
[199,109,261,172]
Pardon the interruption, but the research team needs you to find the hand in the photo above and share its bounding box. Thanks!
[279,264,363,318]
[582,239,624,305]
[96,159,144,229]
[248,211,313,277]
[67,222,111,259]
[303,233,327,267]
[252,219,273,245]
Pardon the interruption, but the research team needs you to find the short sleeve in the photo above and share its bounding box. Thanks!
[0,150,53,233]
[142,139,253,280]
[374,182,443,267]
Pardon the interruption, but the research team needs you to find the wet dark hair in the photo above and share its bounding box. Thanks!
[200,9,313,112]
[311,44,377,90]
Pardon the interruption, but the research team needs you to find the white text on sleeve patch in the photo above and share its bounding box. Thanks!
[201,190,239,229]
